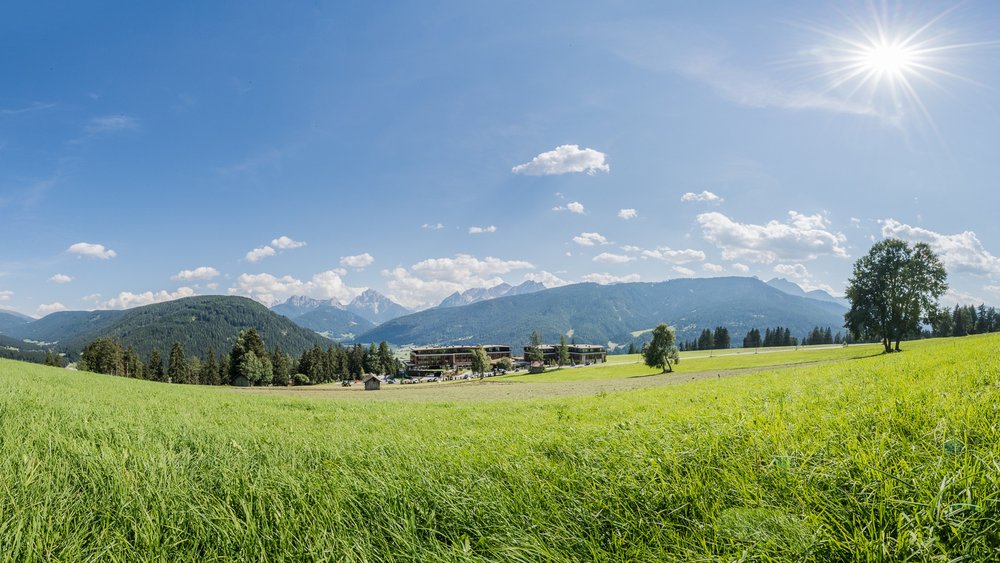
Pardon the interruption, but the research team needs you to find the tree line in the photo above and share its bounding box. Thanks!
[928,304,1000,338]
[77,328,401,386]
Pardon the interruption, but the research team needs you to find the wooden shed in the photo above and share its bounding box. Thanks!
[528,361,545,374]
[363,375,381,391]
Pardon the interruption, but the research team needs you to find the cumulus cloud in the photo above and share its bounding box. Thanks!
[383,254,534,309]
[640,247,706,264]
[681,190,724,203]
[85,115,138,134]
[582,272,641,285]
[422,223,445,230]
[271,236,306,250]
[553,201,586,214]
[229,270,360,307]
[673,266,696,277]
[172,267,220,281]
[102,287,197,310]
[732,263,750,273]
[245,245,276,263]
[468,225,497,234]
[523,271,570,288]
[703,263,724,273]
[573,232,609,246]
[36,302,67,316]
[697,211,848,263]
[49,274,73,284]
[880,219,1000,276]
[593,252,634,264]
[618,208,637,220]
[340,253,375,269]
[512,144,609,176]
[0,290,12,301]
[68,242,117,260]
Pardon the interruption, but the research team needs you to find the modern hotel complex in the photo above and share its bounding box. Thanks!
[407,343,606,373]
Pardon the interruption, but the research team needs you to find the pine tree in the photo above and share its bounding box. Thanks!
[558,335,570,366]
[168,342,187,383]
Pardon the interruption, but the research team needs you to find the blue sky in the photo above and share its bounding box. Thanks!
[3,1,1000,316]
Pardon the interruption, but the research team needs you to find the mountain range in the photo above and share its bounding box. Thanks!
[437,280,546,308]
[3,296,332,360]
[765,278,849,307]
[357,276,849,352]
[269,289,412,341]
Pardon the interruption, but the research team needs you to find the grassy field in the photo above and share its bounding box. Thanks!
[0,335,998,560]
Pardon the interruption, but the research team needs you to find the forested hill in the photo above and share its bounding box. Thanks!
[0,310,34,335]
[357,276,848,351]
[6,296,332,360]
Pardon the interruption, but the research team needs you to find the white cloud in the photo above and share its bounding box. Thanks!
[523,271,570,288]
[228,270,360,307]
[172,267,220,281]
[697,211,848,263]
[732,263,750,273]
[49,274,73,284]
[245,245,276,263]
[553,201,586,214]
[703,263,724,273]
[573,232,609,246]
[422,223,445,230]
[36,302,67,316]
[469,225,497,234]
[67,242,117,260]
[618,208,638,220]
[582,272,640,285]
[621,245,641,252]
[86,115,138,134]
[0,290,12,301]
[640,247,706,264]
[383,254,534,309]
[270,236,306,250]
[593,252,634,264]
[880,219,1000,276]
[340,253,375,269]
[512,144,609,176]
[681,190,724,203]
[102,287,197,310]
[673,266,696,277]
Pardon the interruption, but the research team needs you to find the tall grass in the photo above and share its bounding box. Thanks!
[0,335,997,560]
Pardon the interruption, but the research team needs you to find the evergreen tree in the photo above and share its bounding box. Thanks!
[123,345,142,378]
[201,348,219,385]
[229,328,273,385]
[168,342,187,383]
[147,349,164,381]
[558,335,570,366]
[377,341,394,375]
[271,345,290,386]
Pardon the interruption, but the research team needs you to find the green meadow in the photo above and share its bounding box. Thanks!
[1,335,998,561]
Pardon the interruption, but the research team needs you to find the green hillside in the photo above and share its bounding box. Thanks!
[360,277,847,349]
[9,296,332,359]
[0,335,997,560]
[0,310,33,335]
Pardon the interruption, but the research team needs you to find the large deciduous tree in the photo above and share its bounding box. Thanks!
[644,324,680,373]
[470,346,490,379]
[844,239,947,353]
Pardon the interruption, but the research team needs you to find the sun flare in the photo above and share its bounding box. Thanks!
[859,40,918,77]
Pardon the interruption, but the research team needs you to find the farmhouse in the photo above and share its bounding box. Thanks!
[409,345,513,372]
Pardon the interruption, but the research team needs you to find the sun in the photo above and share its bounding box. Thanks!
[859,40,918,78]
[797,2,992,129]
